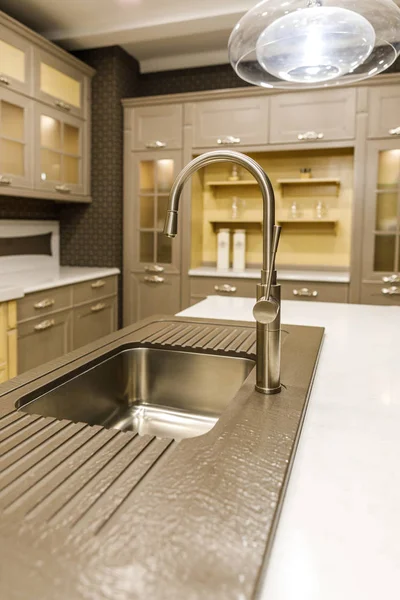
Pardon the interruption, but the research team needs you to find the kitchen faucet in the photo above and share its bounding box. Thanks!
[164,150,282,395]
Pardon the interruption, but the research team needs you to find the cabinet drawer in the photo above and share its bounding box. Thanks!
[18,286,72,323]
[190,276,257,299]
[132,104,183,150]
[269,89,356,144]
[361,282,400,305]
[72,276,117,305]
[126,272,181,324]
[72,296,117,350]
[368,86,400,139]
[18,308,72,374]
[279,281,349,303]
[192,97,269,148]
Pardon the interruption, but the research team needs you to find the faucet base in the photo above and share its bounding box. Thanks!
[255,384,282,395]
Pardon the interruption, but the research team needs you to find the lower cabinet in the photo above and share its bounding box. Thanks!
[0,300,18,383]
[279,280,349,303]
[18,309,72,374]
[72,296,117,350]
[361,282,400,305]
[125,272,181,324]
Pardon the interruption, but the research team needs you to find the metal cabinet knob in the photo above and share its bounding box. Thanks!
[55,100,71,112]
[297,131,324,141]
[389,127,400,136]
[34,298,55,309]
[91,280,105,289]
[145,264,164,273]
[0,175,12,186]
[34,319,55,331]
[144,275,164,283]
[382,274,400,284]
[55,184,71,193]
[381,286,400,296]
[293,287,318,297]
[145,140,167,149]
[91,302,106,312]
[217,136,241,145]
[0,75,10,86]
[214,284,237,294]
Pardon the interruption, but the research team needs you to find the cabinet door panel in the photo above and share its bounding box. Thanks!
[133,104,183,150]
[193,97,269,148]
[0,25,32,95]
[18,309,72,374]
[0,87,33,189]
[368,86,400,139]
[72,296,117,350]
[125,272,180,325]
[270,89,356,144]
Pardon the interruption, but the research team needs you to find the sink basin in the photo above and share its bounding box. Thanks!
[16,346,255,440]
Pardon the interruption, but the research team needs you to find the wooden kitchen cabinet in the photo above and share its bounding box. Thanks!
[0,300,18,383]
[368,85,400,139]
[72,296,117,350]
[132,104,183,150]
[269,88,356,144]
[192,97,269,148]
[0,87,33,189]
[190,276,257,303]
[279,281,349,303]
[0,24,32,95]
[18,308,72,374]
[126,271,181,323]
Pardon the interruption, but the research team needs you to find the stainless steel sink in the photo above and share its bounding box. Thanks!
[16,347,255,440]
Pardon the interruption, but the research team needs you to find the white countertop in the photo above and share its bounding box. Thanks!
[0,266,119,301]
[189,266,350,283]
[177,297,400,600]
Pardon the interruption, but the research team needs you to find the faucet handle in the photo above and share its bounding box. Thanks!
[264,225,282,301]
[253,297,280,325]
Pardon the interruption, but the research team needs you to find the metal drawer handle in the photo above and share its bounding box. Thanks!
[214,284,237,294]
[55,100,71,112]
[382,286,400,296]
[0,175,12,186]
[293,287,318,297]
[145,264,164,273]
[145,140,167,149]
[217,136,241,145]
[91,280,105,289]
[34,319,55,331]
[91,302,106,312]
[382,274,400,284]
[144,275,164,283]
[34,298,55,309]
[55,184,71,194]
[297,131,324,141]
[0,76,10,86]
[389,127,400,136]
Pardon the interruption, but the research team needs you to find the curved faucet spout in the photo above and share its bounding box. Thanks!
[164,149,281,395]
[163,150,276,279]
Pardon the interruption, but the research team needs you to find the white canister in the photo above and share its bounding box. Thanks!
[233,229,246,272]
[217,228,230,271]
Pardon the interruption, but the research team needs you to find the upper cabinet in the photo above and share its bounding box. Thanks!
[34,49,86,119]
[0,11,94,202]
[0,25,32,95]
[269,88,356,144]
[368,86,400,139]
[192,97,269,148]
[132,104,183,150]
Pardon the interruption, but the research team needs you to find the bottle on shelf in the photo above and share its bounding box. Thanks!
[289,201,302,219]
[300,167,312,179]
[228,164,240,181]
[233,229,246,271]
[315,201,328,219]
[231,196,245,219]
[217,228,230,271]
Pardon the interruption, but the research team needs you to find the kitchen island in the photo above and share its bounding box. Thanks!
[178,297,400,600]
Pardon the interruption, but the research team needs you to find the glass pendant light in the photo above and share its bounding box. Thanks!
[229,0,400,88]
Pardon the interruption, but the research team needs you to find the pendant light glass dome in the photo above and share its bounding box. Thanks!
[229,0,400,88]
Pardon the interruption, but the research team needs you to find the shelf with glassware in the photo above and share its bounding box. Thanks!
[191,148,353,272]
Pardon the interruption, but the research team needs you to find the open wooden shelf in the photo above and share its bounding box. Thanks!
[208,180,258,187]
[277,178,341,185]
[209,219,262,231]
[277,217,338,232]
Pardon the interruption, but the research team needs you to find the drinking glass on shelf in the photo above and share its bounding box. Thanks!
[315,201,328,219]
[231,196,245,219]
[289,201,302,219]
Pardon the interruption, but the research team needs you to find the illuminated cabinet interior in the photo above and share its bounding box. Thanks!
[191,148,354,270]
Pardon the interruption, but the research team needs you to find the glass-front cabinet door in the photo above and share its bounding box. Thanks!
[363,140,400,290]
[0,26,32,95]
[35,104,84,196]
[133,151,181,272]
[0,88,32,189]
[34,49,84,118]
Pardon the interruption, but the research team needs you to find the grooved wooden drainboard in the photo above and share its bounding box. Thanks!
[0,317,323,600]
